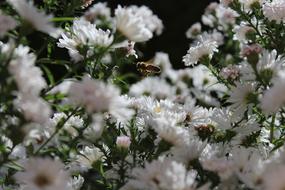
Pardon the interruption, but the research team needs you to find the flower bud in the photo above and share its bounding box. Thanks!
[116,136,131,149]
[241,44,262,65]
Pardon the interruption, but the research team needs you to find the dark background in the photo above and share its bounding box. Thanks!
[102,0,217,69]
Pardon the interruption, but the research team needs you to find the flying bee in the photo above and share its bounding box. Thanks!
[136,59,161,76]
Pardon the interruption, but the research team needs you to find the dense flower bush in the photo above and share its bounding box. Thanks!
[2,0,285,189]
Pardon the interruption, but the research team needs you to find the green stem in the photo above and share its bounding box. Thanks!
[270,114,276,143]
[50,17,75,22]
[33,108,79,155]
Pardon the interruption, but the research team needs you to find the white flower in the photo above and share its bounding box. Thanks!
[0,13,17,37]
[122,157,197,190]
[58,19,113,62]
[183,36,218,66]
[15,95,51,124]
[211,108,235,130]
[220,64,240,80]
[153,116,190,146]
[220,0,234,7]
[216,5,238,29]
[8,45,47,96]
[257,50,285,81]
[230,147,265,189]
[186,22,202,39]
[199,30,224,46]
[263,0,285,23]
[191,65,225,91]
[116,136,131,149]
[83,114,105,141]
[7,0,61,38]
[6,44,51,123]
[129,5,163,35]
[228,82,256,119]
[171,137,206,164]
[233,23,255,43]
[50,113,83,137]
[84,2,111,23]
[202,158,234,180]
[76,146,104,171]
[183,101,210,127]
[14,157,70,190]
[68,175,84,190]
[240,49,285,82]
[129,77,176,99]
[115,5,153,42]
[261,73,285,114]
[68,75,134,122]
[262,165,285,190]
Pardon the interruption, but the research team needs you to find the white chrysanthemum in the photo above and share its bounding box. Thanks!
[230,119,260,146]
[7,0,61,38]
[171,137,206,164]
[68,175,84,190]
[131,97,186,130]
[129,77,176,99]
[0,13,17,37]
[50,113,83,137]
[257,49,285,80]
[202,158,234,180]
[261,73,285,114]
[233,23,255,42]
[153,115,190,146]
[199,30,224,46]
[230,147,265,189]
[58,19,113,62]
[183,36,218,66]
[8,45,47,96]
[15,95,51,124]
[14,158,70,190]
[210,108,235,130]
[129,5,163,35]
[191,65,226,91]
[228,82,256,118]
[216,5,238,29]
[122,157,197,190]
[83,114,105,141]
[240,49,285,82]
[84,2,111,23]
[262,165,285,190]
[263,0,285,23]
[76,146,104,171]
[183,101,210,127]
[5,44,51,123]
[68,75,134,122]
[115,5,153,42]
[186,22,202,39]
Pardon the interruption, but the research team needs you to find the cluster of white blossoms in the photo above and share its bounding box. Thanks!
[3,0,285,190]
[7,0,62,38]
[0,42,51,123]
[58,19,114,62]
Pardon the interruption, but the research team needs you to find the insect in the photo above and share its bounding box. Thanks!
[136,59,161,76]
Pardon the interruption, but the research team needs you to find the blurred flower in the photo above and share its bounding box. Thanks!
[115,5,153,42]
[183,36,218,66]
[7,0,61,38]
[14,158,70,190]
